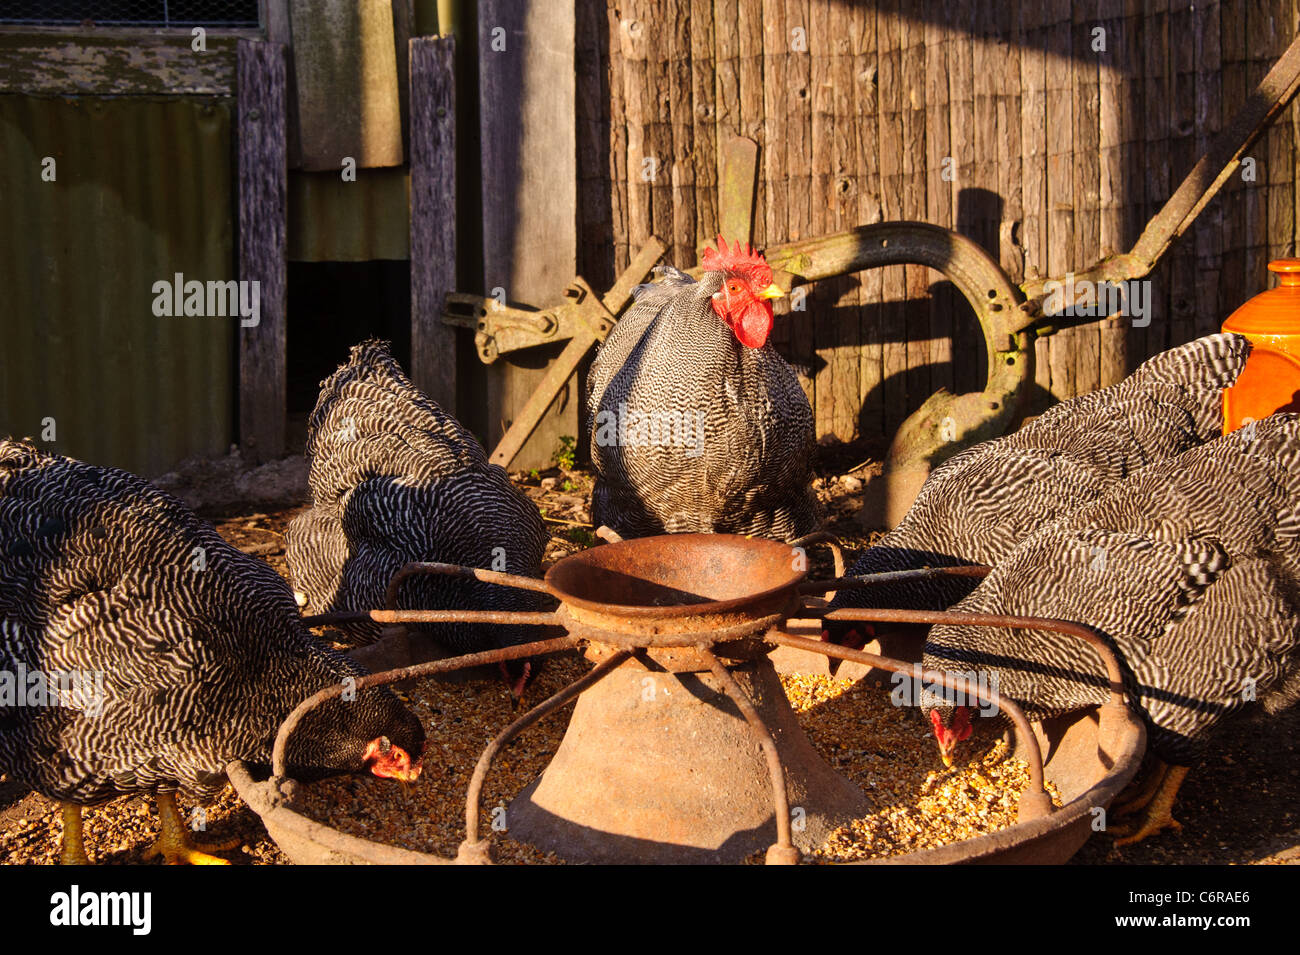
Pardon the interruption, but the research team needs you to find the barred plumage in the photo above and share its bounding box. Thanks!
[587,263,820,541]
[922,413,1300,764]
[0,438,422,808]
[831,332,1252,614]
[285,340,549,656]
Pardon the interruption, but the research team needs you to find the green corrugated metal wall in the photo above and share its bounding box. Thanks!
[0,94,235,477]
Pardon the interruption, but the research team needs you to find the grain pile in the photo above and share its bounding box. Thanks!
[296,663,1056,864]
[780,673,1062,863]
[0,780,286,865]
[295,654,593,864]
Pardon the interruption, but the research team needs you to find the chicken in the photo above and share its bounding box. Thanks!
[0,439,424,864]
[827,333,1251,637]
[920,413,1300,844]
[285,341,550,697]
[587,237,820,542]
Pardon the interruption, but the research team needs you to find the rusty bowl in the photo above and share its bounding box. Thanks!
[544,533,804,617]
[545,533,806,646]
[228,666,1145,865]
[229,535,1146,864]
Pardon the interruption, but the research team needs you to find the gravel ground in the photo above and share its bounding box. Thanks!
[1,450,1296,865]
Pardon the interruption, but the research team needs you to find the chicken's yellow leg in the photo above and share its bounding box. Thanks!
[1111,764,1191,846]
[1111,757,1171,817]
[59,802,91,865]
[143,791,236,865]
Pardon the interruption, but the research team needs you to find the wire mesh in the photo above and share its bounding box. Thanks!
[0,1,260,27]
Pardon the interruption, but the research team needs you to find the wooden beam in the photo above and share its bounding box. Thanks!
[479,0,578,471]
[0,32,237,94]
[237,39,288,463]
[288,0,405,170]
[409,35,458,412]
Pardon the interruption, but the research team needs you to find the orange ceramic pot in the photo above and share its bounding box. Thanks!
[1221,259,1300,433]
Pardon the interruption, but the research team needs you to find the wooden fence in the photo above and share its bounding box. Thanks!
[574,0,1300,444]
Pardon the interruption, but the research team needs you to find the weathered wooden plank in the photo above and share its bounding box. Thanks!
[784,0,815,410]
[1098,0,1137,382]
[923,9,954,399]
[392,0,413,161]
[607,2,630,276]
[479,0,577,470]
[995,1,1024,284]
[646,1,675,262]
[1097,3,1125,387]
[714,0,741,272]
[409,35,456,413]
[1072,0,1102,397]
[901,10,930,418]
[238,39,288,463]
[1118,0,1146,374]
[1018,0,1053,404]
[621,6,653,259]
[965,0,999,401]
[840,2,870,442]
[810,0,836,439]
[947,0,978,398]
[1242,0,1271,294]
[856,2,885,440]
[829,0,861,441]
[687,0,718,243]
[737,0,766,249]
[0,32,238,94]
[263,0,302,168]
[1019,0,1048,286]
[668,0,696,269]
[289,0,405,170]
[1045,0,1076,401]
[1218,0,1248,334]
[1265,0,1294,288]
[1192,0,1224,341]
[878,0,907,435]
[1168,0,1198,355]
[1139,0,1171,361]
[577,0,615,289]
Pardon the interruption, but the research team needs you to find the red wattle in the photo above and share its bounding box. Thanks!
[735,301,773,349]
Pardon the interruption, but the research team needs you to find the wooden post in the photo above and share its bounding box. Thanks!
[1045,1,1075,401]
[479,0,578,471]
[237,38,288,463]
[409,35,458,412]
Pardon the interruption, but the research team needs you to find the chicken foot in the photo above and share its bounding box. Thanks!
[142,791,237,865]
[1111,756,1173,817]
[1110,764,1191,846]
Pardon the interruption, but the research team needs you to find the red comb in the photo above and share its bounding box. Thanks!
[930,706,974,742]
[701,235,774,286]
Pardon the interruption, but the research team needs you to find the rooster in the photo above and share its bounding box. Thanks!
[587,237,820,542]
[0,439,424,864]
[921,413,1300,844]
[826,333,1251,648]
[285,341,550,699]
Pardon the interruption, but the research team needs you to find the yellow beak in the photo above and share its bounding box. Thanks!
[758,283,785,299]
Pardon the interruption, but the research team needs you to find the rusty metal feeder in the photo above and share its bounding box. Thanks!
[229,533,1144,865]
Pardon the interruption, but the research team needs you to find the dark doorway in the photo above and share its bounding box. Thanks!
[286,259,411,449]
